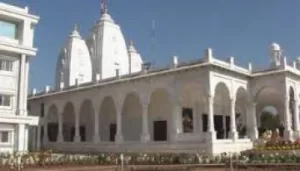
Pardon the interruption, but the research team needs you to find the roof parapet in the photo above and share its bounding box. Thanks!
[45,85,50,93]
[32,88,37,96]
[172,56,178,68]
[60,82,64,90]
[248,62,252,72]
[204,48,213,62]
[229,56,234,69]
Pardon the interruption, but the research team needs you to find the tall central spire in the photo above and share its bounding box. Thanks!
[101,0,108,14]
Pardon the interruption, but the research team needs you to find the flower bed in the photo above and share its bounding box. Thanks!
[0,151,242,169]
[3,149,300,170]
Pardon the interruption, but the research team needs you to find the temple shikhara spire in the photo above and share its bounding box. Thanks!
[55,0,144,88]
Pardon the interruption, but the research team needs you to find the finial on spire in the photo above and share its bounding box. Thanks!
[73,24,78,31]
[101,0,108,14]
[129,40,134,46]
[70,24,81,38]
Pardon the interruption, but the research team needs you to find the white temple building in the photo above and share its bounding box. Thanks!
[28,3,300,155]
[0,2,39,152]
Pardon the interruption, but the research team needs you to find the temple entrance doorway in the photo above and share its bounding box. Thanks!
[214,115,224,139]
[109,123,116,142]
[153,120,167,141]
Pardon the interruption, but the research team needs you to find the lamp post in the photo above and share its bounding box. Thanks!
[120,153,124,171]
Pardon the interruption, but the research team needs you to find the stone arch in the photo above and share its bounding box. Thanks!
[255,86,283,137]
[62,102,75,142]
[79,99,94,142]
[46,104,59,142]
[213,82,231,139]
[235,87,250,138]
[122,92,142,141]
[148,88,171,141]
[99,96,116,142]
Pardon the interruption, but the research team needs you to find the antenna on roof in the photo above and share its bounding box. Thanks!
[151,20,156,54]
[147,19,156,69]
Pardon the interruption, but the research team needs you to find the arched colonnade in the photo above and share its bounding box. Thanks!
[41,81,300,145]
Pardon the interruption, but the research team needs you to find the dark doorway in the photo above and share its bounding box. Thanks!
[202,114,208,132]
[41,127,44,141]
[47,123,58,142]
[153,120,167,141]
[80,126,86,141]
[71,126,75,142]
[214,115,223,139]
[109,123,116,142]
[225,116,230,139]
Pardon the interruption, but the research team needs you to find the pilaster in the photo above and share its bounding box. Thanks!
[17,55,27,115]
[23,58,30,116]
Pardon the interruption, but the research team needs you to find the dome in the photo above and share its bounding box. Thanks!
[69,24,81,38]
[270,42,281,51]
[99,13,114,23]
[128,40,137,53]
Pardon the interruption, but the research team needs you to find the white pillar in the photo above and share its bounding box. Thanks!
[206,95,216,142]
[222,115,226,139]
[23,58,30,116]
[229,98,238,140]
[115,106,123,143]
[193,102,198,133]
[17,55,26,115]
[43,121,48,144]
[284,95,293,141]
[36,125,41,151]
[17,124,26,152]
[294,100,300,138]
[24,125,29,152]
[93,111,101,143]
[140,99,150,143]
[250,102,258,140]
[31,127,36,151]
[170,96,182,142]
[74,112,81,142]
[57,113,63,142]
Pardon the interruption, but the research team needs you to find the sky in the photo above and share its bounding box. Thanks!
[4,0,300,91]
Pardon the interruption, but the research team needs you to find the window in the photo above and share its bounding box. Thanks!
[40,103,44,117]
[0,131,9,143]
[0,20,17,39]
[0,59,13,71]
[182,108,194,133]
[0,95,11,107]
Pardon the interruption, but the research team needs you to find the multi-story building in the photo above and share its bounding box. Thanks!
[0,2,39,152]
